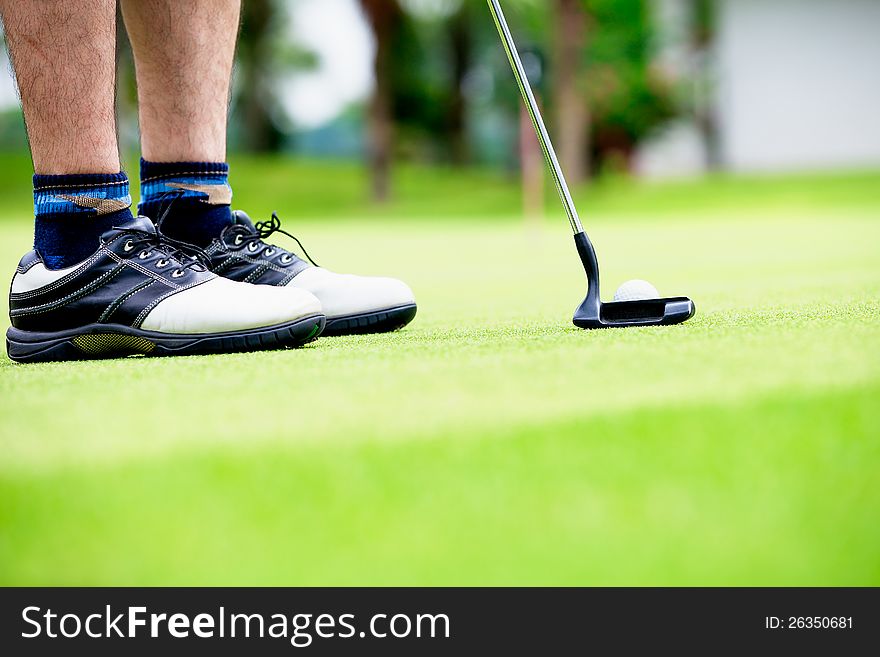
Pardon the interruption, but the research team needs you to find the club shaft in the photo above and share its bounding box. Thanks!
[487,0,584,235]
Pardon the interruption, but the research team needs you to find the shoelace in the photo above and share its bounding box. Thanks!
[113,226,208,271]
[229,212,320,267]
[111,225,209,274]
[116,187,210,272]
[137,187,318,269]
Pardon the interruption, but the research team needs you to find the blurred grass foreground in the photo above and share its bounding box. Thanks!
[0,0,879,586]
[0,152,878,585]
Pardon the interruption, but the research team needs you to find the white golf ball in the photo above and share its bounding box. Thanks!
[613,279,660,302]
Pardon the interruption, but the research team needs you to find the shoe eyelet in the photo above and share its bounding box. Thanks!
[156,259,169,269]
[247,242,259,253]
[234,235,244,246]
[139,251,152,260]
[281,254,293,265]
[171,269,185,278]
[264,248,275,257]
[123,240,135,252]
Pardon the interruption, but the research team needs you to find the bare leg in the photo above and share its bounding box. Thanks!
[120,0,241,162]
[0,0,120,174]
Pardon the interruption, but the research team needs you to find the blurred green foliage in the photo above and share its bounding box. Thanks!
[385,0,675,170]
[585,0,675,167]
[0,0,683,193]
[233,0,318,152]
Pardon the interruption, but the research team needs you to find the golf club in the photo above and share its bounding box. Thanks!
[487,0,696,329]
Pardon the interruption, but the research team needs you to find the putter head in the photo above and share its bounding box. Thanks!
[572,232,696,329]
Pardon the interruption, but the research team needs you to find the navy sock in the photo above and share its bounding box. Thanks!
[34,172,134,270]
[139,159,234,247]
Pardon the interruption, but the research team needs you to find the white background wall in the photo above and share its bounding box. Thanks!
[716,0,880,171]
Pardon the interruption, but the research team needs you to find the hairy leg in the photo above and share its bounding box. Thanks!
[0,0,120,174]
[120,0,241,162]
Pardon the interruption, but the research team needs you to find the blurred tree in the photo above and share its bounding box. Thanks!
[390,1,467,164]
[447,1,472,164]
[361,0,466,198]
[359,0,676,201]
[691,0,719,169]
[387,10,446,159]
[584,0,675,171]
[238,0,284,152]
[360,0,404,202]
[479,0,673,177]
[552,0,590,183]
[236,0,316,153]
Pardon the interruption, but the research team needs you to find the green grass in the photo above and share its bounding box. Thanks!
[1,151,878,221]
[0,158,879,585]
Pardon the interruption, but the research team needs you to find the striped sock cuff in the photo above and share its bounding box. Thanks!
[139,159,232,209]
[33,172,132,218]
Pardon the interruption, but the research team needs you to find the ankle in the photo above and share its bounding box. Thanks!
[139,159,234,247]
[33,172,134,269]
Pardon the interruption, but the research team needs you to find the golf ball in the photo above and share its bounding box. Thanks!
[613,279,660,302]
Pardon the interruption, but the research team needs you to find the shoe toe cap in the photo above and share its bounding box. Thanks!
[286,267,415,318]
[141,277,322,334]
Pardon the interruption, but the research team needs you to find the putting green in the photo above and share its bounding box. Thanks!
[1,171,878,585]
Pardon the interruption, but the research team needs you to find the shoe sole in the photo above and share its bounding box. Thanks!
[5,314,325,364]
[322,304,418,337]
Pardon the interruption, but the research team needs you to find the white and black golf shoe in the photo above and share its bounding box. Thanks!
[204,211,417,337]
[6,216,325,363]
